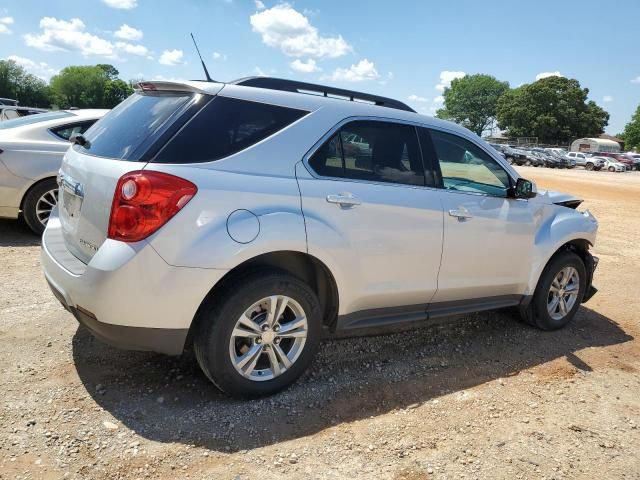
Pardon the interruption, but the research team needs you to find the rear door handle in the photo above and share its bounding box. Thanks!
[448,208,473,219]
[326,194,361,207]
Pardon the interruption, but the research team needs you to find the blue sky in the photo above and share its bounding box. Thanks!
[1,0,639,134]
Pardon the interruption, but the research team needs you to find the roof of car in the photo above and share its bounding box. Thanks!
[137,78,475,139]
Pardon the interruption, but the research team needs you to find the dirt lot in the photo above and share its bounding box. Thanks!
[1,167,639,479]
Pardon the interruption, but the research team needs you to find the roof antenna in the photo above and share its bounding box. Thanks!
[190,33,214,82]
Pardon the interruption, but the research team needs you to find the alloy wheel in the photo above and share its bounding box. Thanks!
[229,295,308,381]
[35,188,58,227]
[547,267,580,321]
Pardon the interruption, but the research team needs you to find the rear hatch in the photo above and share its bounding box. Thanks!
[57,82,221,263]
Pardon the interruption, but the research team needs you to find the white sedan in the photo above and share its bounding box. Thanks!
[0,109,108,233]
[596,157,626,172]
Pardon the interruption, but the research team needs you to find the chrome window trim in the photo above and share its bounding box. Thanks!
[301,115,520,199]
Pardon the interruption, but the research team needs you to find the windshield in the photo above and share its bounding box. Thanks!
[0,111,73,129]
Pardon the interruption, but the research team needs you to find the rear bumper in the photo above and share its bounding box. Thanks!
[41,212,228,355]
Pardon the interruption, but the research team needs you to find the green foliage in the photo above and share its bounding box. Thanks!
[49,65,133,109]
[496,76,609,144]
[622,105,640,151]
[0,60,50,107]
[436,74,509,136]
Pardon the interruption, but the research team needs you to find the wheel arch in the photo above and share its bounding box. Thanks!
[187,250,340,346]
[19,175,57,213]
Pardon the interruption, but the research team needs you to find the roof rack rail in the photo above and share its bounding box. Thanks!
[231,77,416,113]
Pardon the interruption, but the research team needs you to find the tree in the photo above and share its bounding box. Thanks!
[49,64,133,109]
[622,105,640,151]
[496,76,609,144]
[436,74,509,136]
[0,60,51,107]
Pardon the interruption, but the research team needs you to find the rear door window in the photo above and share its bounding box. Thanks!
[153,96,308,164]
[77,92,195,161]
[308,120,426,187]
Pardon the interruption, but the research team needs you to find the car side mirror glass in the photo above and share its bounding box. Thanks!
[512,178,536,199]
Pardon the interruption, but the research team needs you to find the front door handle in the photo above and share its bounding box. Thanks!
[448,208,473,219]
[326,193,361,207]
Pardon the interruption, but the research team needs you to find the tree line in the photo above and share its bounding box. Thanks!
[0,60,133,109]
[436,73,639,150]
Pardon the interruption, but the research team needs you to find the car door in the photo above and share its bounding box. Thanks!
[421,127,537,304]
[297,119,444,316]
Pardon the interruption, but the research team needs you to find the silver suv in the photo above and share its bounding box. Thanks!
[41,78,599,397]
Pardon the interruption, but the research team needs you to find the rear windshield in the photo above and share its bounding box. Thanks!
[0,111,73,129]
[153,96,308,164]
[76,92,195,161]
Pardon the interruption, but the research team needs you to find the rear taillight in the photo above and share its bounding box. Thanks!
[108,170,197,242]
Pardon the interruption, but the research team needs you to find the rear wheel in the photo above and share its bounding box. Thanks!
[22,178,58,235]
[520,252,586,331]
[194,270,322,397]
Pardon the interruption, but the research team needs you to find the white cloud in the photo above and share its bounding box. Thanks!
[254,0,266,9]
[631,76,640,84]
[115,41,148,57]
[324,59,379,82]
[24,17,117,58]
[433,95,445,105]
[212,51,227,61]
[114,24,142,41]
[435,70,465,92]
[408,94,428,103]
[5,55,59,80]
[0,16,14,34]
[602,95,613,103]
[159,49,183,65]
[254,66,267,76]
[102,0,137,9]
[290,58,319,73]
[250,4,351,58]
[535,71,563,81]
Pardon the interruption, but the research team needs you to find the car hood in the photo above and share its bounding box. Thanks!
[538,189,584,209]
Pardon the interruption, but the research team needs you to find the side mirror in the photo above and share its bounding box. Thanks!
[511,178,536,199]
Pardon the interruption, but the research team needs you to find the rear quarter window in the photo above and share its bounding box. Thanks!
[153,96,308,164]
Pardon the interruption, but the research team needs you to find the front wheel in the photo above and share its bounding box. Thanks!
[520,251,586,331]
[194,270,322,397]
[585,163,594,171]
[609,166,615,172]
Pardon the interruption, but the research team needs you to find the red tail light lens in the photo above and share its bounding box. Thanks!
[108,170,197,242]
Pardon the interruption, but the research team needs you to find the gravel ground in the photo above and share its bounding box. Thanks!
[1,167,639,479]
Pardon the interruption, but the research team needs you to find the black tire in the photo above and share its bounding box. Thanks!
[193,270,322,398]
[609,166,615,172]
[585,163,594,171]
[520,251,586,331]
[22,178,58,235]
[506,156,514,165]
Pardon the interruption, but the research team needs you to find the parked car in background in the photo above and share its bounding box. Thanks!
[567,152,603,170]
[0,109,108,233]
[595,152,637,171]
[503,146,531,166]
[0,98,19,106]
[0,105,48,121]
[41,78,598,397]
[544,149,570,168]
[598,158,626,172]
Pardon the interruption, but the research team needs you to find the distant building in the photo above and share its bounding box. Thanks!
[570,137,620,153]
[598,133,625,150]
